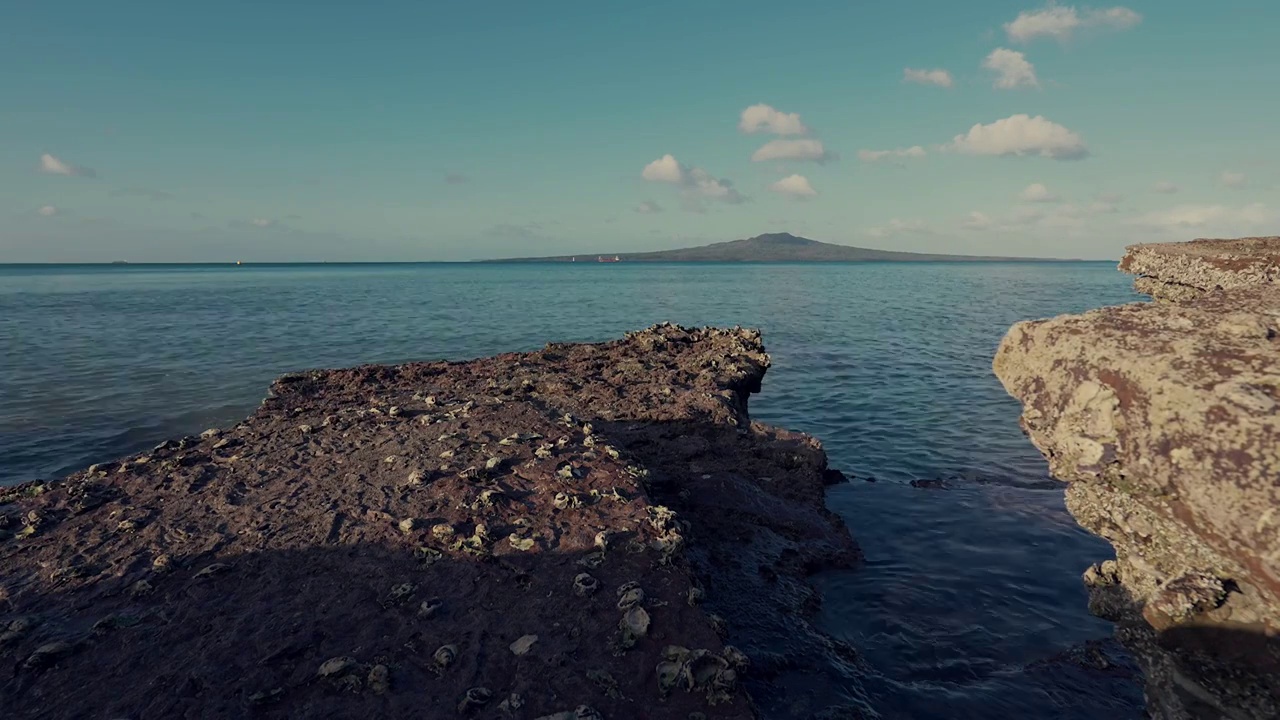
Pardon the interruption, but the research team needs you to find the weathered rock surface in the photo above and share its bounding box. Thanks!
[0,324,861,719]
[994,237,1280,719]
[1119,236,1279,302]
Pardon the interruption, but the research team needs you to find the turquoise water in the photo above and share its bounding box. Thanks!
[0,261,1146,717]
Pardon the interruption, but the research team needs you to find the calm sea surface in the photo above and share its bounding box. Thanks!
[0,261,1146,718]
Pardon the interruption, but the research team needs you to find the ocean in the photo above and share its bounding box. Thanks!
[0,261,1147,717]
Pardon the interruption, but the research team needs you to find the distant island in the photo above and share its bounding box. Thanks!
[481,232,1075,263]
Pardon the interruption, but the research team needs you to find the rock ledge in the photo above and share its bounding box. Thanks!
[0,324,860,719]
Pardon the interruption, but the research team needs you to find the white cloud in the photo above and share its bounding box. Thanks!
[768,174,817,199]
[1129,203,1275,232]
[751,138,836,163]
[1153,180,1179,194]
[1091,7,1143,32]
[983,48,1039,89]
[866,218,930,238]
[1020,182,1060,202]
[641,154,685,183]
[739,103,808,136]
[1005,4,1079,42]
[903,68,954,88]
[641,154,745,207]
[962,211,994,230]
[688,167,743,203]
[1004,4,1143,43]
[635,200,662,214]
[38,153,97,178]
[857,146,927,163]
[947,114,1088,160]
[38,205,59,217]
[1220,171,1247,188]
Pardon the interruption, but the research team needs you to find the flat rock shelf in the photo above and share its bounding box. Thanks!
[0,324,862,719]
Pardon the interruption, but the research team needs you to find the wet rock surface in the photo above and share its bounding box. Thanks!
[0,324,859,719]
[995,237,1280,719]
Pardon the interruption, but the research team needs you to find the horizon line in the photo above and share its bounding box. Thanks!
[0,257,1111,265]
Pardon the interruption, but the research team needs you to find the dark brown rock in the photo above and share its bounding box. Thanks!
[0,324,859,719]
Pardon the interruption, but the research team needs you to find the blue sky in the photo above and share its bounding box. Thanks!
[3,0,1277,261]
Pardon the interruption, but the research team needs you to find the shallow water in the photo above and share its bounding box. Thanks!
[0,261,1146,716]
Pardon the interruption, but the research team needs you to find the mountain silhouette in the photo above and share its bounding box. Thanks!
[483,232,1067,262]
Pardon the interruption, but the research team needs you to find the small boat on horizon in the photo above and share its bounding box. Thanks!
[597,255,621,263]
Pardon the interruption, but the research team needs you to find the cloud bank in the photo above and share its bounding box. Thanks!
[1005,4,1142,43]
[947,114,1088,160]
[641,154,745,209]
[751,138,836,163]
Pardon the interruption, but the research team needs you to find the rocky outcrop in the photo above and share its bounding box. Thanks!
[0,325,861,719]
[994,237,1280,719]
[1119,236,1279,302]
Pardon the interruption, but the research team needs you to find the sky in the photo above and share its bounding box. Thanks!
[3,0,1278,262]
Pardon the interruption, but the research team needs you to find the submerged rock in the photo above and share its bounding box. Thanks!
[995,236,1280,719]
